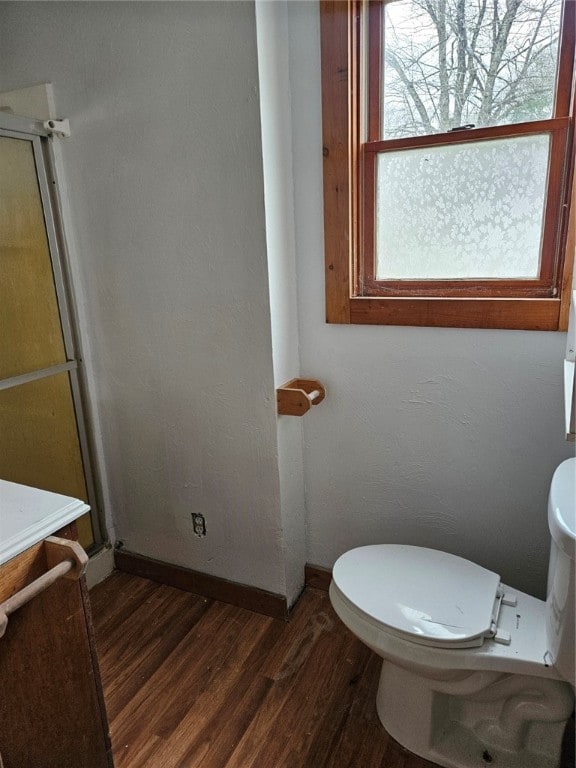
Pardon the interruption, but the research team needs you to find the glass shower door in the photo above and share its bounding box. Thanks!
[0,131,96,549]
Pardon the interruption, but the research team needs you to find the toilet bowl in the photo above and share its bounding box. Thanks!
[329,458,575,768]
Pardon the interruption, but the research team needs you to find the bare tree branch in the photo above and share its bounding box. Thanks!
[385,48,436,132]
[382,0,561,136]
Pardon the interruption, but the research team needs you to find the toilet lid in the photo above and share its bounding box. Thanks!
[332,545,501,648]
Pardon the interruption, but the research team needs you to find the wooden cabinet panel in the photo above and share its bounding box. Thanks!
[0,528,113,768]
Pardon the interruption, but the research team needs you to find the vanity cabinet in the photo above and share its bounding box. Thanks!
[0,524,113,768]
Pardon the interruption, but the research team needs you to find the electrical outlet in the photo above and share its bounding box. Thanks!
[191,513,206,537]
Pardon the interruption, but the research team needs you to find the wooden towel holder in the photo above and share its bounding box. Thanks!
[0,536,87,639]
[276,379,325,416]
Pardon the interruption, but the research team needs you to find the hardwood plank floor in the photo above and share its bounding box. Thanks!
[91,573,574,768]
[91,572,437,768]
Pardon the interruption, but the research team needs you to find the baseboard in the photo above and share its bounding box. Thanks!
[114,549,289,620]
[86,545,115,590]
[305,563,332,591]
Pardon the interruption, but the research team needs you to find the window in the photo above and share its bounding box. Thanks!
[320,0,575,329]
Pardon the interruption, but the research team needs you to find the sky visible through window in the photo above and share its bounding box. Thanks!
[382,0,562,138]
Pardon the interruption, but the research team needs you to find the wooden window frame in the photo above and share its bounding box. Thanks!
[320,0,576,330]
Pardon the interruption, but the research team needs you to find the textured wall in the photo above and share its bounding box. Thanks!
[0,2,287,593]
[256,0,306,605]
[287,1,573,599]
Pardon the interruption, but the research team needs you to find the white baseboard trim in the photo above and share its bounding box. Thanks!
[86,545,115,590]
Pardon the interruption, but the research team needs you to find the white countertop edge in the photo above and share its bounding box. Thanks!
[0,499,90,566]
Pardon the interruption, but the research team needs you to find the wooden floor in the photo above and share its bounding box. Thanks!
[90,572,438,768]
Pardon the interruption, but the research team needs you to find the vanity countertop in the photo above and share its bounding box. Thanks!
[0,480,89,565]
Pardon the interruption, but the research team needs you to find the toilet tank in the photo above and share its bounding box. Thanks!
[545,458,575,686]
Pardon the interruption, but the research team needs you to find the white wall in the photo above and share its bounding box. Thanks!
[287,1,574,600]
[256,0,306,604]
[0,1,287,594]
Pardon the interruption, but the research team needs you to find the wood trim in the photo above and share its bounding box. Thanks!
[321,0,354,324]
[361,122,570,301]
[304,563,332,592]
[321,0,575,330]
[559,80,576,331]
[559,150,576,330]
[114,549,289,621]
[351,0,362,297]
[350,296,561,330]
[367,0,382,142]
[363,117,569,153]
[362,281,559,298]
[542,124,572,285]
[554,0,576,118]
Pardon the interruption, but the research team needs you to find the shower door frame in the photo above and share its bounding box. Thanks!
[0,112,104,548]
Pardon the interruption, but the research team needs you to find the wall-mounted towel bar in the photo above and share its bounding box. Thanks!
[277,378,325,416]
[0,536,87,638]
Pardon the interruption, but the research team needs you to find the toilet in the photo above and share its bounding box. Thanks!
[329,458,575,768]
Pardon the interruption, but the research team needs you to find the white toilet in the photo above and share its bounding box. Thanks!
[329,458,575,768]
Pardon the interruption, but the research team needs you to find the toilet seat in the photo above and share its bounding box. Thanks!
[332,545,507,649]
[330,535,574,768]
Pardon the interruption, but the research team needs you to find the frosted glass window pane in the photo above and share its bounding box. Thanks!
[382,0,562,139]
[375,134,549,280]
